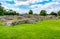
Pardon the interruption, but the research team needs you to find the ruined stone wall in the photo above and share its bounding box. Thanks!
[0,15,58,26]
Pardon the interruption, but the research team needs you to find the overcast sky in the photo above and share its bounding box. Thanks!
[0,0,60,14]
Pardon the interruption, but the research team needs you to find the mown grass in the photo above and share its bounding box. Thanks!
[0,19,60,39]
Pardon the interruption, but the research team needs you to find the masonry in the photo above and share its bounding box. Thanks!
[0,15,58,26]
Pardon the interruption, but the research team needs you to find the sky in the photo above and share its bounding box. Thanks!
[0,0,60,14]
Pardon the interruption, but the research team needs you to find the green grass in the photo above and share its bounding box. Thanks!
[0,19,60,39]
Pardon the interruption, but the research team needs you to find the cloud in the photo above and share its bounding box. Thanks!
[0,0,13,2]
[52,0,60,2]
[30,2,60,14]
[14,0,50,5]
[0,0,60,14]
[1,2,28,14]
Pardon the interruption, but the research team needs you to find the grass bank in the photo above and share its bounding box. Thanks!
[0,20,60,39]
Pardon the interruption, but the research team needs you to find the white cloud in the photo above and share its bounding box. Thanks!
[1,2,27,13]
[0,0,13,1]
[14,0,50,5]
[30,2,60,14]
[52,0,60,2]
[1,0,60,14]
[14,1,29,5]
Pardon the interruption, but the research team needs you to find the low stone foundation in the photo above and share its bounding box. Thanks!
[0,15,58,26]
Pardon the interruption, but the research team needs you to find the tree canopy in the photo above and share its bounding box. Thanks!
[0,3,19,16]
[29,10,33,14]
[0,3,4,16]
[50,12,57,16]
[0,3,60,16]
[57,10,60,16]
[40,10,47,16]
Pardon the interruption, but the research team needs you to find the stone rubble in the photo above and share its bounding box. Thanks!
[0,15,58,26]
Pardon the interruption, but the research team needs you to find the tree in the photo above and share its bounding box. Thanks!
[29,10,33,14]
[57,10,60,16]
[40,10,47,16]
[50,12,57,16]
[4,10,19,15]
[0,3,4,16]
[0,3,20,16]
[0,3,1,6]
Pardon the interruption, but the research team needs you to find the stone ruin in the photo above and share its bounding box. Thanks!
[0,15,58,26]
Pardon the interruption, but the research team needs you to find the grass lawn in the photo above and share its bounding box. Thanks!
[0,19,60,39]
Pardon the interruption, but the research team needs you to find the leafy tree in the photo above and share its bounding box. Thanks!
[50,12,57,16]
[0,3,19,16]
[29,10,33,14]
[0,3,1,6]
[57,10,60,16]
[0,3,4,16]
[40,10,47,16]
[4,10,19,15]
